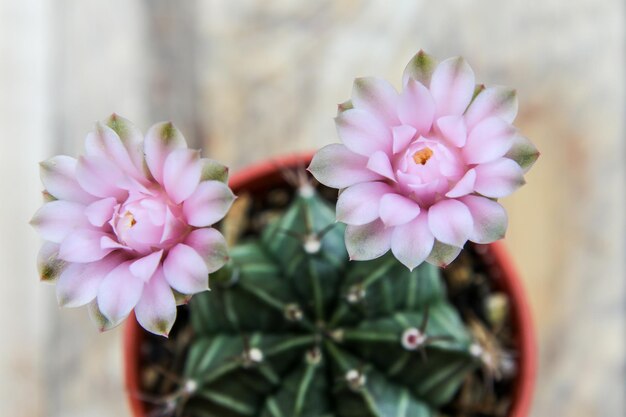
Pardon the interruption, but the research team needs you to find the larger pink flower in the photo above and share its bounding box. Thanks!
[309,51,538,270]
[31,115,235,336]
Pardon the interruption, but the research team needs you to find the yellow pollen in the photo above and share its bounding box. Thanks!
[124,212,137,227]
[413,147,433,165]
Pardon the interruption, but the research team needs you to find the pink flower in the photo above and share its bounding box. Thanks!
[309,51,538,270]
[31,115,235,336]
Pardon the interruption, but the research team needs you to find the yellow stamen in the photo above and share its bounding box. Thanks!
[413,147,433,165]
[124,211,137,227]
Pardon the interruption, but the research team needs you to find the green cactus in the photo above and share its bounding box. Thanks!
[180,185,480,417]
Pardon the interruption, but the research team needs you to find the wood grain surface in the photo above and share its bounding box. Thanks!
[0,1,623,416]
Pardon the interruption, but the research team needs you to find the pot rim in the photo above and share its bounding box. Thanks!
[123,151,536,417]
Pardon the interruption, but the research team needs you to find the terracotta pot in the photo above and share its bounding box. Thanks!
[124,152,536,417]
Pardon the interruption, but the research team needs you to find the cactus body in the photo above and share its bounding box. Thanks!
[183,188,479,417]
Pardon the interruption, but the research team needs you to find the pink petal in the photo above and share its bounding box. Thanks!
[163,244,209,294]
[392,125,417,154]
[160,207,188,244]
[391,213,434,270]
[144,122,187,184]
[134,268,176,336]
[473,158,525,198]
[460,195,508,244]
[183,180,235,227]
[463,117,515,164]
[464,87,518,129]
[367,151,396,181]
[308,144,382,189]
[436,115,467,147]
[429,57,475,117]
[345,219,392,261]
[100,236,129,250]
[85,122,144,181]
[335,109,391,157]
[426,240,462,268]
[130,250,164,282]
[336,182,391,226]
[30,201,89,243]
[104,114,146,175]
[445,169,476,198]
[85,198,117,227]
[39,156,95,204]
[75,155,127,200]
[397,79,435,135]
[97,262,144,324]
[59,230,114,263]
[56,253,123,307]
[184,228,229,273]
[351,77,400,125]
[379,193,421,226]
[163,148,202,204]
[427,199,473,247]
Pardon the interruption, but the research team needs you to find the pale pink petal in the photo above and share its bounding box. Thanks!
[464,87,518,129]
[351,77,400,125]
[336,182,391,226]
[367,151,396,181]
[463,117,515,164]
[30,201,89,243]
[397,79,435,135]
[85,122,144,180]
[37,242,64,282]
[39,156,95,204]
[144,122,187,184]
[56,254,122,307]
[97,262,144,324]
[379,193,421,226]
[85,198,117,227]
[163,244,209,294]
[460,195,508,244]
[183,181,235,227]
[391,213,434,270]
[392,125,418,154]
[436,115,467,147]
[163,148,202,204]
[427,199,473,247]
[130,250,163,282]
[426,241,462,267]
[429,57,475,116]
[308,144,383,189]
[505,133,540,173]
[445,169,476,198]
[335,109,391,156]
[402,50,438,87]
[134,268,176,336]
[473,158,525,198]
[59,230,114,263]
[104,114,146,174]
[184,228,229,273]
[75,155,127,200]
[345,219,392,261]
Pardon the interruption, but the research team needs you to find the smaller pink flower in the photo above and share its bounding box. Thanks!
[32,115,235,336]
[309,51,539,270]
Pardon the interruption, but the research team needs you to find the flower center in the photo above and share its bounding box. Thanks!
[111,191,189,254]
[412,147,433,165]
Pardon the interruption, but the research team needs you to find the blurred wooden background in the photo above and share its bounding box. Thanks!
[0,1,623,416]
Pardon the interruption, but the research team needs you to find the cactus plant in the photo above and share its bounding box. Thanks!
[166,181,482,417]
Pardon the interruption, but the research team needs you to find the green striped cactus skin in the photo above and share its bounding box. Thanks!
[181,186,480,417]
